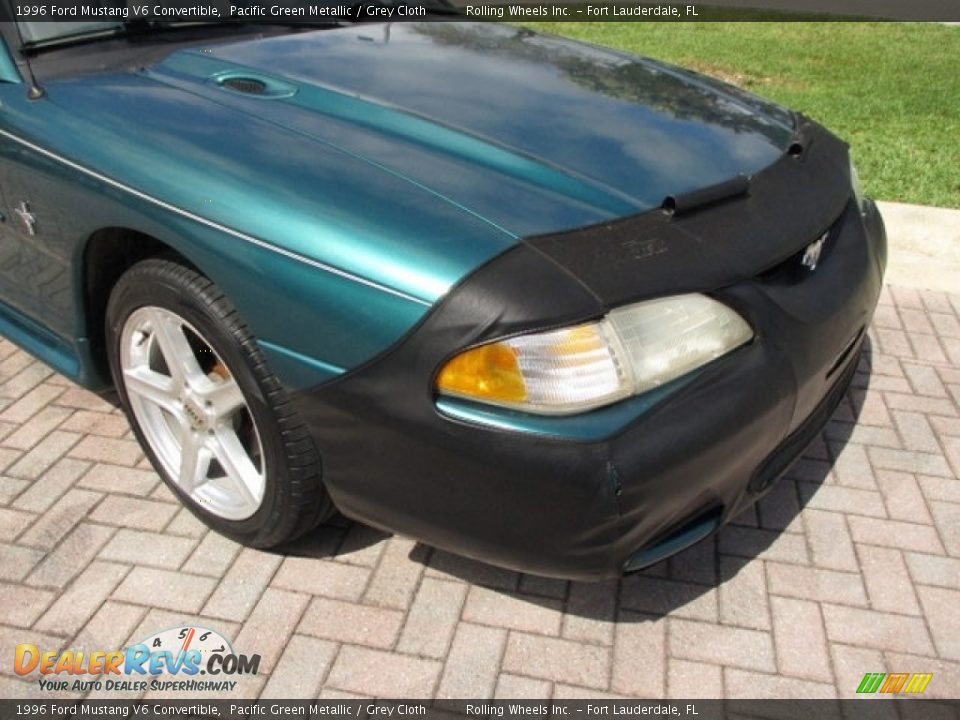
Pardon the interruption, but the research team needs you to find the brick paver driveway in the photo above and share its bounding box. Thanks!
[1,284,958,700]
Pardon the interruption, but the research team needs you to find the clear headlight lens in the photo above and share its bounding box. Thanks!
[607,294,754,394]
[435,294,753,415]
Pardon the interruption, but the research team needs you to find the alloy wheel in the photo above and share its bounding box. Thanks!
[119,305,266,520]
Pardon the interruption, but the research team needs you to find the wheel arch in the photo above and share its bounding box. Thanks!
[80,226,196,386]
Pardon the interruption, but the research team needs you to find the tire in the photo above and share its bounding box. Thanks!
[105,257,334,548]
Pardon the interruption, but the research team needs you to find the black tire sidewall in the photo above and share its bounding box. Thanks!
[106,261,300,546]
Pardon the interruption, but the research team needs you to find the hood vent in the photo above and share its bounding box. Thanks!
[221,77,267,95]
[211,72,298,100]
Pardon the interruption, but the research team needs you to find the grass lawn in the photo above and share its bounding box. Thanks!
[524,22,960,209]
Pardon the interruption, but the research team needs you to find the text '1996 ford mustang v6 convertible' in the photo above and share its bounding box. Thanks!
[0,17,885,579]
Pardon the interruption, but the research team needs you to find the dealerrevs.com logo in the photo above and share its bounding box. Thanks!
[14,626,260,693]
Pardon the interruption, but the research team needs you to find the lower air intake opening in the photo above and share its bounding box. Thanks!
[623,507,722,573]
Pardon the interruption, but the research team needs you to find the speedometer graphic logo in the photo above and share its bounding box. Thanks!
[136,626,234,666]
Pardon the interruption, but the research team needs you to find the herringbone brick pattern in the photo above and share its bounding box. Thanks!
[1,284,959,699]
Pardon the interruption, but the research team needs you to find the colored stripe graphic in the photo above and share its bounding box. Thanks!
[857,673,885,693]
[857,672,932,694]
[903,674,933,693]
[880,673,910,693]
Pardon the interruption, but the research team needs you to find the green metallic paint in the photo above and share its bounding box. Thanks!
[0,23,798,440]
[0,41,20,85]
[0,299,80,379]
[0,117,433,384]
[157,50,642,224]
[0,84,457,380]
[257,339,346,388]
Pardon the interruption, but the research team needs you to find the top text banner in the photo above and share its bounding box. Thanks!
[10,0,960,21]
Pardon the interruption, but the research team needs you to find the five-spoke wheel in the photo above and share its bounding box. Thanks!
[120,305,265,520]
[107,258,333,547]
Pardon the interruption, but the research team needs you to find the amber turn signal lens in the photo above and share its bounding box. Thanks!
[435,342,527,404]
[435,322,631,413]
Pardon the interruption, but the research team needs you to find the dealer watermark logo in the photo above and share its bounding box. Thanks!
[856,672,933,695]
[14,626,260,694]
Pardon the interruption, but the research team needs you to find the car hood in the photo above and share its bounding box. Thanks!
[170,22,796,232]
[33,23,796,302]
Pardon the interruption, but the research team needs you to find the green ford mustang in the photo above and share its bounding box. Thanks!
[0,18,885,578]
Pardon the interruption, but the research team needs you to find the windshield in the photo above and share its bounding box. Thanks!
[17,21,124,44]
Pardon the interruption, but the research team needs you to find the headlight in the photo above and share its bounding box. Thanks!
[435,294,753,415]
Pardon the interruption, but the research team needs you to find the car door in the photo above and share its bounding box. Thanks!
[0,21,76,334]
[0,98,74,331]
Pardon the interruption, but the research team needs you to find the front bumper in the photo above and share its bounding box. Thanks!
[294,116,886,579]
[291,193,885,580]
